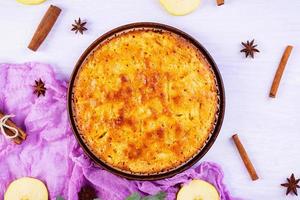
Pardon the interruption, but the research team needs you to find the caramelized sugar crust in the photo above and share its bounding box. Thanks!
[73,30,219,173]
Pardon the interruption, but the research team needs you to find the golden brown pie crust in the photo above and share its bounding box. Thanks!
[73,30,219,174]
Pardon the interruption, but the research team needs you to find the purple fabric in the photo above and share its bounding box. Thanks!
[0,62,240,200]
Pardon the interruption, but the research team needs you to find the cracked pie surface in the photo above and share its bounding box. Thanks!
[73,30,219,174]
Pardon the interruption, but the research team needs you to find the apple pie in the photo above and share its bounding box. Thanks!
[73,29,219,174]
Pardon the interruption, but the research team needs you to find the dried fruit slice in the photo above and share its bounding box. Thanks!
[4,177,48,200]
[16,0,47,5]
[159,0,201,16]
[177,179,220,200]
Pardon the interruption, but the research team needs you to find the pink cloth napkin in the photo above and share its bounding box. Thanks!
[0,62,240,200]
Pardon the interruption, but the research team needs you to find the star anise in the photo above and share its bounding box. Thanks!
[78,185,98,200]
[33,79,46,97]
[240,39,260,58]
[71,18,87,34]
[281,174,300,195]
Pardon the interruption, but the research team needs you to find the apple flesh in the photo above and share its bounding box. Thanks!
[159,0,201,16]
[177,179,220,200]
[4,177,48,200]
[16,0,47,5]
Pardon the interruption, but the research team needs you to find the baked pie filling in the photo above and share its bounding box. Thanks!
[73,30,219,173]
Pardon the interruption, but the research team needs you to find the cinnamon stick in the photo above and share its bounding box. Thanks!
[216,0,224,6]
[28,5,61,51]
[232,134,259,181]
[0,111,27,144]
[269,45,293,98]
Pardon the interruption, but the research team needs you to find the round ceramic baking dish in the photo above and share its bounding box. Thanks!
[68,22,225,180]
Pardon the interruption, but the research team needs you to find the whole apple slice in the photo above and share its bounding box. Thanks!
[16,0,47,5]
[4,177,48,200]
[159,0,201,16]
[177,179,220,200]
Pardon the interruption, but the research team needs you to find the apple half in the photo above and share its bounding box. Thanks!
[4,177,48,200]
[16,0,47,5]
[177,179,220,200]
[159,0,202,16]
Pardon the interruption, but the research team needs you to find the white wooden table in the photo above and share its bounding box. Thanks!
[1,0,300,199]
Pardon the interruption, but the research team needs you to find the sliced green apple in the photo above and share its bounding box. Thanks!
[177,179,220,200]
[4,177,48,200]
[159,0,201,16]
[16,0,47,5]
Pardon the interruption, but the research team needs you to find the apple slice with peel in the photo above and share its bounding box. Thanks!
[159,0,201,16]
[4,177,48,200]
[177,179,220,200]
[16,0,47,5]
